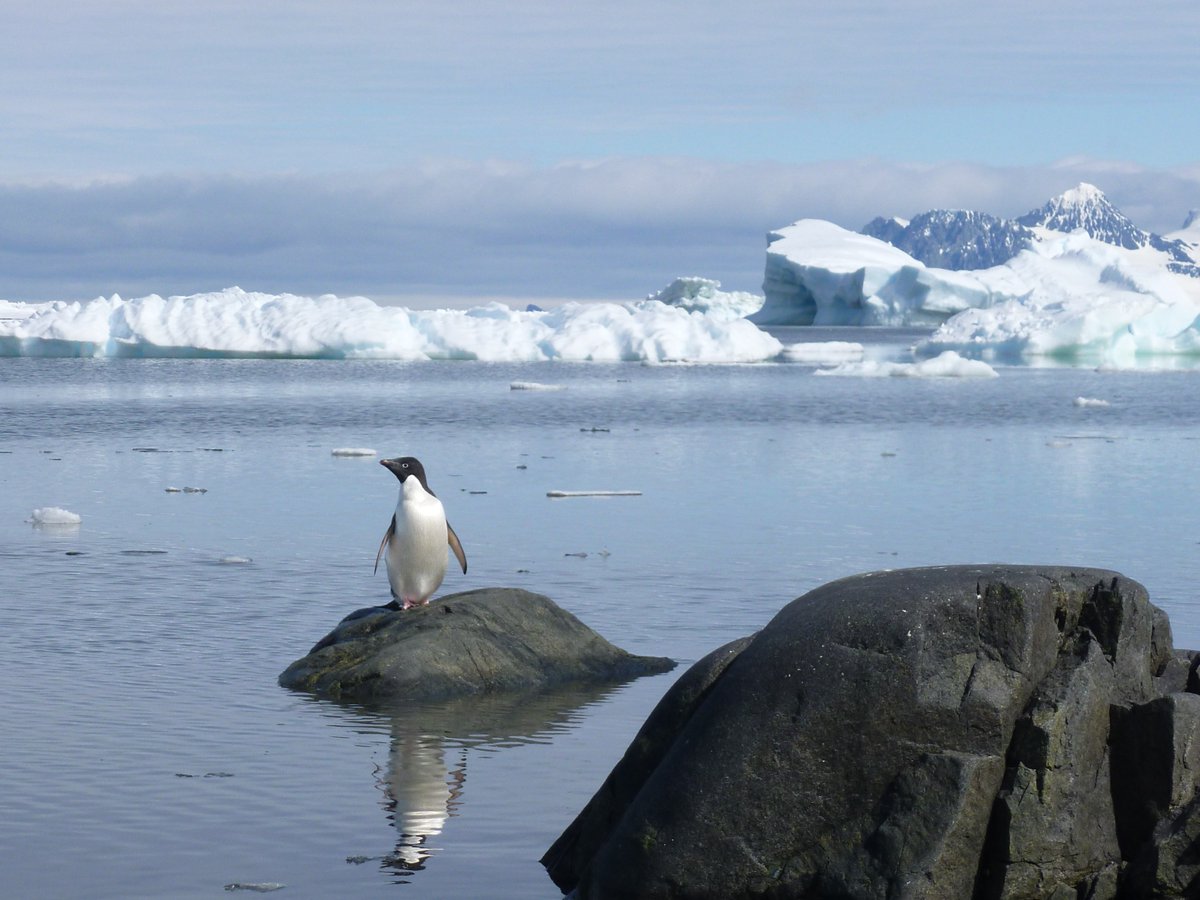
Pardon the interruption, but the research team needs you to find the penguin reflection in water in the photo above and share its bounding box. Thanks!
[375,457,468,610]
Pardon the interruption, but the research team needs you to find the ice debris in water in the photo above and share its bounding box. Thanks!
[330,447,377,457]
[510,381,565,391]
[223,884,285,893]
[780,341,865,365]
[814,351,998,378]
[547,490,643,498]
[1073,396,1111,408]
[29,506,81,525]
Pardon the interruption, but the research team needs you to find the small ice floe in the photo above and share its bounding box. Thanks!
[223,884,285,893]
[547,490,643,498]
[1073,396,1111,408]
[781,341,865,366]
[218,556,253,565]
[28,506,81,526]
[165,486,208,493]
[510,381,565,391]
[1046,440,1073,448]
[331,447,377,457]
[816,351,998,379]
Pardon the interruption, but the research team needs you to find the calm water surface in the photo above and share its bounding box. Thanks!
[3,332,1200,898]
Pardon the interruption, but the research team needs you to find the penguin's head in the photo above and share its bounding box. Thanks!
[381,456,429,490]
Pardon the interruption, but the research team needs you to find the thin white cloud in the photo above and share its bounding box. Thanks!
[1,1,1197,176]
[0,158,1195,303]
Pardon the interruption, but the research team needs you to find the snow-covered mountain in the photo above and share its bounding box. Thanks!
[1017,183,1198,277]
[1017,182,1150,249]
[860,182,1199,278]
[862,209,1034,270]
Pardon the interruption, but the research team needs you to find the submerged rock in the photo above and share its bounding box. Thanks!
[544,565,1200,899]
[278,587,675,701]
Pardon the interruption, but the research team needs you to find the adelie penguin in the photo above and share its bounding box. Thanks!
[374,456,468,610]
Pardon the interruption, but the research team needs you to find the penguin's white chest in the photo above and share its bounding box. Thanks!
[385,483,449,605]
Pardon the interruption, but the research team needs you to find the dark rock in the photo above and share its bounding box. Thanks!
[543,635,754,886]
[862,209,1033,270]
[278,587,675,701]
[1157,649,1197,696]
[546,565,1200,899]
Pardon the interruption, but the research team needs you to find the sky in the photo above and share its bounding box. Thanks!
[2,0,1199,304]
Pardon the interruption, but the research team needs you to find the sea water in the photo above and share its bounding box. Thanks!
[3,331,1200,898]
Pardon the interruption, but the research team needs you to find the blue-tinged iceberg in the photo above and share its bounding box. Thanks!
[750,219,992,327]
[645,276,764,320]
[919,233,1200,365]
[0,288,783,363]
[751,184,1200,365]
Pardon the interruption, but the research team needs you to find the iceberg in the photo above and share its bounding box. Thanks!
[750,220,992,327]
[0,287,783,364]
[645,277,764,320]
[753,186,1200,365]
[919,234,1200,365]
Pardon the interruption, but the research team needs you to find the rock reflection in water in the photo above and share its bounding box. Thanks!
[362,683,623,882]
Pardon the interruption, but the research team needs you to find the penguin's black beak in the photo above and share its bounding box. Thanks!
[381,458,403,479]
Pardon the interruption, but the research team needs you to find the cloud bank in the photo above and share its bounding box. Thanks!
[2,158,1197,304]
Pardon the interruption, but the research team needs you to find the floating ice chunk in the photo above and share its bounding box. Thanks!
[331,447,377,457]
[29,506,81,526]
[815,351,998,378]
[780,341,865,365]
[223,884,286,893]
[1073,396,1111,408]
[219,556,253,565]
[510,381,565,391]
[546,490,643,498]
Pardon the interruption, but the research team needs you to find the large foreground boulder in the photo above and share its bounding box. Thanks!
[279,587,675,701]
[544,565,1200,899]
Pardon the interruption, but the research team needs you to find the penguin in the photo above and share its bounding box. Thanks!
[374,456,468,610]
